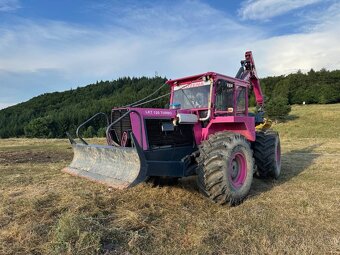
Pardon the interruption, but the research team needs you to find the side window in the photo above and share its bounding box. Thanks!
[236,86,246,114]
[215,80,234,112]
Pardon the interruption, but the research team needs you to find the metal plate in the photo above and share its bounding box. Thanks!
[62,143,147,189]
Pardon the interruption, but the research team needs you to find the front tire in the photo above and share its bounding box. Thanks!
[197,132,254,205]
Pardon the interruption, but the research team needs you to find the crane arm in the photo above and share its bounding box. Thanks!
[236,51,264,107]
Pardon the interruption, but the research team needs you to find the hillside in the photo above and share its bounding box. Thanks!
[0,77,168,138]
[0,104,339,254]
[0,69,340,138]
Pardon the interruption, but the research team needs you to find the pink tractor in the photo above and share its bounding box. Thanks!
[64,51,281,205]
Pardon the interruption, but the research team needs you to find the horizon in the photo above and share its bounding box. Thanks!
[2,67,336,110]
[1,0,340,109]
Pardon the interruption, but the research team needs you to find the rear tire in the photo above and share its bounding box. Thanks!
[197,132,254,205]
[252,130,281,179]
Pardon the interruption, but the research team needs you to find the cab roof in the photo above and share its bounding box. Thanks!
[166,72,250,87]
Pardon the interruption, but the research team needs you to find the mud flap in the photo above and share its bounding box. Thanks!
[62,134,148,189]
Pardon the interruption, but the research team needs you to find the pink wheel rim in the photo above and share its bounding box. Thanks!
[229,152,247,189]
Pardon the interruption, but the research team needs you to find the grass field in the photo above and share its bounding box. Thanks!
[0,104,339,255]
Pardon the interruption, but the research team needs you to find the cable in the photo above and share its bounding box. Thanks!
[123,75,206,108]
[122,83,168,107]
[132,92,171,107]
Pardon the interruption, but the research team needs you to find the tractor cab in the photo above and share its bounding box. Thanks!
[167,72,249,120]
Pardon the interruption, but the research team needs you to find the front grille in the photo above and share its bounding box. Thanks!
[145,119,194,149]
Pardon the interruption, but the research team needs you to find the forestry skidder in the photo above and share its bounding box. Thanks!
[63,51,281,205]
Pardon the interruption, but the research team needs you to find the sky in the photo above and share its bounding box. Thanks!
[0,0,340,109]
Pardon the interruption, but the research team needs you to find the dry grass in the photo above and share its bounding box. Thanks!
[0,104,340,255]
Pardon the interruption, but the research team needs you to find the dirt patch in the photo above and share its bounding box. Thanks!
[0,150,72,164]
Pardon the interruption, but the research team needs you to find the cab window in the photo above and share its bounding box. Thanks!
[236,86,246,114]
[215,80,234,113]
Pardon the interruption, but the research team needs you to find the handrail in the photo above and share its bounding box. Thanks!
[106,110,130,146]
[106,109,144,148]
[76,112,109,145]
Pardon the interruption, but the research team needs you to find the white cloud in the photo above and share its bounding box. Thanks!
[0,0,340,106]
[0,2,261,78]
[302,1,340,32]
[250,1,340,76]
[0,1,260,104]
[239,0,322,20]
[251,31,340,76]
[0,0,20,12]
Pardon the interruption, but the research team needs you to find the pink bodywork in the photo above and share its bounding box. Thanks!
[168,72,256,143]
[113,71,256,150]
[193,116,255,145]
[129,108,177,150]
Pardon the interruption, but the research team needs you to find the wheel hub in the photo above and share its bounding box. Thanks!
[231,160,240,179]
[229,152,247,189]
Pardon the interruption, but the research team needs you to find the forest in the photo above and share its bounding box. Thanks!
[0,69,339,138]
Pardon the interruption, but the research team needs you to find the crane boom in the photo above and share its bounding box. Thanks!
[236,51,264,107]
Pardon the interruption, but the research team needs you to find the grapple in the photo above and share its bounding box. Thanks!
[62,134,148,189]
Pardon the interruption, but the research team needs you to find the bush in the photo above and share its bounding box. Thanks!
[97,127,106,137]
[83,126,95,138]
[24,116,58,138]
[266,96,291,120]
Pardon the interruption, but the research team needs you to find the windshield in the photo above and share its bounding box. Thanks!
[172,84,210,109]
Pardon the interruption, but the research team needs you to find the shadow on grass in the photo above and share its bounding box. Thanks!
[283,114,299,122]
[249,143,323,197]
[177,143,323,199]
[274,114,299,123]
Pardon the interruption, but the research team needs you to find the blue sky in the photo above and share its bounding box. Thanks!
[0,0,339,109]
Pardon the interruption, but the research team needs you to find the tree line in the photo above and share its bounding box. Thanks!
[0,69,339,138]
[0,77,169,138]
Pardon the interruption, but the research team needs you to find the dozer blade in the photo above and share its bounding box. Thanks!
[62,142,147,189]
